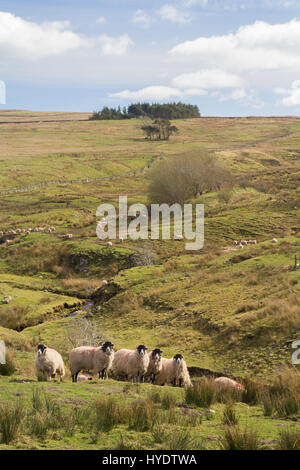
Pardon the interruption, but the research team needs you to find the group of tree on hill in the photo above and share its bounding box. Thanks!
[89,102,201,120]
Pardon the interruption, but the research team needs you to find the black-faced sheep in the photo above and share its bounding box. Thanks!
[146,348,163,384]
[155,354,192,388]
[69,341,114,382]
[112,345,149,383]
[34,344,65,382]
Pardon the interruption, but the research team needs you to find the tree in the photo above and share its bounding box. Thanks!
[141,119,179,141]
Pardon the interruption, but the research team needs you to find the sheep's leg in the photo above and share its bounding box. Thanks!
[179,378,183,388]
[140,375,144,383]
[75,372,79,383]
[172,379,176,387]
[102,368,106,379]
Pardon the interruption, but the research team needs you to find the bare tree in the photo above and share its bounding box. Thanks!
[64,317,105,349]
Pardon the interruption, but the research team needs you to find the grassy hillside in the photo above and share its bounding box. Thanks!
[0,112,299,449]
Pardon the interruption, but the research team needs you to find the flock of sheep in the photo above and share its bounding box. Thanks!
[0,226,56,237]
[233,237,278,249]
[34,342,192,388]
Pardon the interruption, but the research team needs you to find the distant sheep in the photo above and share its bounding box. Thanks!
[113,345,149,383]
[34,344,65,382]
[238,243,244,249]
[2,296,12,304]
[271,238,278,243]
[63,233,73,240]
[69,341,114,382]
[155,354,192,388]
[146,348,163,384]
[214,376,244,390]
[107,241,113,247]
[102,280,108,287]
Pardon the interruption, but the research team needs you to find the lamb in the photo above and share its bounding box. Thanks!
[214,376,244,390]
[112,345,149,383]
[69,341,114,382]
[34,344,65,382]
[155,354,192,388]
[146,348,163,384]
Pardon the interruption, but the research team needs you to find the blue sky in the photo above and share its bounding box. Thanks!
[1,0,300,115]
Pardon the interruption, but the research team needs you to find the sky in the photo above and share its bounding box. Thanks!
[1,0,300,115]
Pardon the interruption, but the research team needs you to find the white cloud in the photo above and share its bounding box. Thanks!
[172,69,243,89]
[170,19,300,71]
[183,88,208,96]
[109,86,182,101]
[157,5,191,23]
[131,9,152,28]
[274,80,300,106]
[98,34,133,56]
[0,11,86,60]
[96,16,106,24]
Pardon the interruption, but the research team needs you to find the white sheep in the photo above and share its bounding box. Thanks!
[214,376,244,390]
[34,344,65,382]
[271,238,278,243]
[113,345,149,383]
[102,280,108,287]
[155,354,192,388]
[107,241,113,247]
[146,348,163,384]
[69,341,114,382]
[238,243,244,249]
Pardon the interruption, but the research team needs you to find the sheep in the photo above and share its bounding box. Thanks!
[238,243,244,249]
[2,296,12,304]
[63,233,73,240]
[77,374,92,382]
[233,240,238,245]
[271,238,278,243]
[34,344,65,382]
[69,341,114,382]
[112,345,149,383]
[102,280,108,287]
[214,376,244,390]
[107,241,113,247]
[155,354,192,388]
[119,236,124,243]
[240,240,248,245]
[248,240,257,245]
[146,348,163,384]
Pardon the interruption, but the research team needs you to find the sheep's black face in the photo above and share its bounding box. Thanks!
[37,344,47,356]
[174,354,183,364]
[102,341,114,353]
[137,345,147,356]
[152,348,163,360]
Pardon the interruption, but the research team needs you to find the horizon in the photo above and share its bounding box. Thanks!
[1,1,300,116]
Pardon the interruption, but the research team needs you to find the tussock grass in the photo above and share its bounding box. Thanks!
[94,397,120,433]
[0,401,23,444]
[222,403,239,426]
[128,398,159,432]
[185,378,216,408]
[219,426,260,450]
[277,429,300,450]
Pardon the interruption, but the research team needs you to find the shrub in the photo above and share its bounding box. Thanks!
[167,429,196,450]
[241,378,262,405]
[0,401,24,443]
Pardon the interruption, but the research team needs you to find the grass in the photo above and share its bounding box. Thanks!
[1,113,300,449]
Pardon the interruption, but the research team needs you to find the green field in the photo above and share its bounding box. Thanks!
[0,112,299,449]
